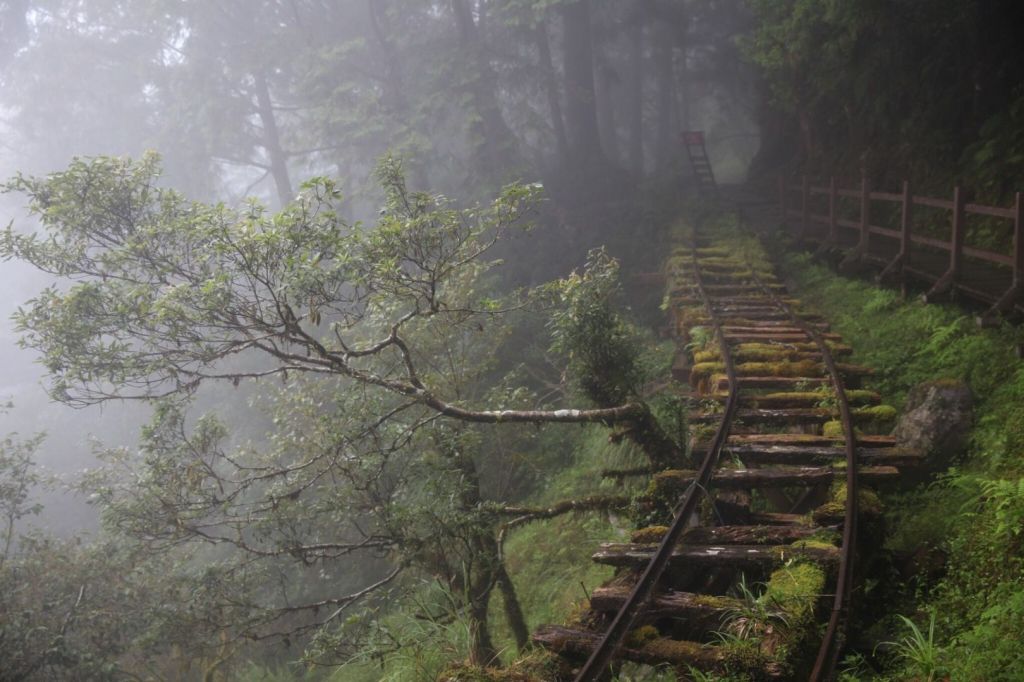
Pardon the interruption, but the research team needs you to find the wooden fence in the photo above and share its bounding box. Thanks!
[778,175,1024,322]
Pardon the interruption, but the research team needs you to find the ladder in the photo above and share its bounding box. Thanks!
[682,130,718,198]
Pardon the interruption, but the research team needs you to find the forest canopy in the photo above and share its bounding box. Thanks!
[4,1,1024,680]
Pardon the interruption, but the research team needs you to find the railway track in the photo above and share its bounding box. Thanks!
[532,215,921,680]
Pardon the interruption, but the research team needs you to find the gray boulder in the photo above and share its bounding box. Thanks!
[893,379,973,468]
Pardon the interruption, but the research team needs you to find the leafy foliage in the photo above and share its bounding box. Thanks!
[780,248,1024,680]
[877,613,944,682]
[549,248,644,407]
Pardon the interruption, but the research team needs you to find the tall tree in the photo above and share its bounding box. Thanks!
[625,5,646,175]
[2,153,678,666]
[559,0,604,167]
[450,0,523,185]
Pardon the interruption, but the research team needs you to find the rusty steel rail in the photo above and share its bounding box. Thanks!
[572,235,740,682]
[749,265,860,681]
[567,210,866,680]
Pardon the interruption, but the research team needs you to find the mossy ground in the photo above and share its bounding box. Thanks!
[776,244,1024,680]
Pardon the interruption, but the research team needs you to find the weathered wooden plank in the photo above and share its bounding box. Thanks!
[698,391,881,409]
[720,443,924,467]
[653,465,899,489]
[715,376,830,391]
[689,407,886,426]
[724,433,897,448]
[588,586,737,629]
[533,625,726,668]
[592,542,839,569]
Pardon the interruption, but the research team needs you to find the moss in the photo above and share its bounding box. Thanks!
[833,483,884,516]
[821,420,844,438]
[812,500,845,522]
[626,625,660,648]
[693,257,744,269]
[844,389,880,404]
[647,469,692,497]
[694,350,722,364]
[691,423,719,444]
[790,537,838,551]
[692,361,727,377]
[638,637,709,662]
[760,391,824,402]
[735,359,822,377]
[735,343,793,353]
[732,348,808,363]
[813,484,884,522]
[730,341,850,355]
[695,247,733,257]
[853,404,898,422]
[821,420,864,440]
[762,561,827,626]
[719,638,771,675]
[440,651,564,681]
[693,594,737,609]
[631,525,669,544]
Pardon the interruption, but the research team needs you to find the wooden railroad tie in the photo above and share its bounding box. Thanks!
[532,225,921,681]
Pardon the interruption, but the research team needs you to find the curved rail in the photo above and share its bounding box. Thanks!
[746,225,860,681]
[573,214,863,680]
[572,233,741,682]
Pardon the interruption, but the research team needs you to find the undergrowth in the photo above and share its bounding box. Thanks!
[777,246,1024,680]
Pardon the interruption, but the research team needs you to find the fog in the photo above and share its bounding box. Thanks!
[0,1,759,532]
[0,1,761,676]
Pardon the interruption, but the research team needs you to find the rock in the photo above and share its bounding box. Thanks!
[892,379,972,468]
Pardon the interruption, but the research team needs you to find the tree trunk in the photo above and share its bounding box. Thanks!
[467,579,500,667]
[593,49,620,165]
[535,19,568,161]
[451,0,520,182]
[627,407,685,470]
[443,442,526,665]
[675,8,691,133]
[252,72,293,208]
[625,8,645,176]
[559,0,603,166]
[496,560,530,651]
[650,6,677,172]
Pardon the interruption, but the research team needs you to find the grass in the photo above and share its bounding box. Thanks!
[773,240,1024,680]
[877,613,944,682]
[490,426,650,655]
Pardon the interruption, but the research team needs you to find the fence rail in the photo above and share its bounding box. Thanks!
[778,175,1024,321]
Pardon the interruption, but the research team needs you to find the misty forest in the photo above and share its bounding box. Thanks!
[3,2,1024,681]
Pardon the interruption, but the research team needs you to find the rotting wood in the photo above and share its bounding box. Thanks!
[591,542,840,569]
[536,214,916,682]
[533,625,726,668]
[648,465,899,489]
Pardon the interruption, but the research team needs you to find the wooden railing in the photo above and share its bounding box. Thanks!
[778,175,1024,321]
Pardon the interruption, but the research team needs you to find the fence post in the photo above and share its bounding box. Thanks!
[925,185,964,302]
[859,173,870,254]
[779,175,787,231]
[900,180,912,259]
[828,176,837,246]
[950,185,964,281]
[801,175,810,241]
[839,174,869,273]
[977,191,1022,325]
[878,179,912,287]
[1013,192,1022,289]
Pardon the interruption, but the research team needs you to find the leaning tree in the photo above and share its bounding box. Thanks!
[2,153,682,667]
